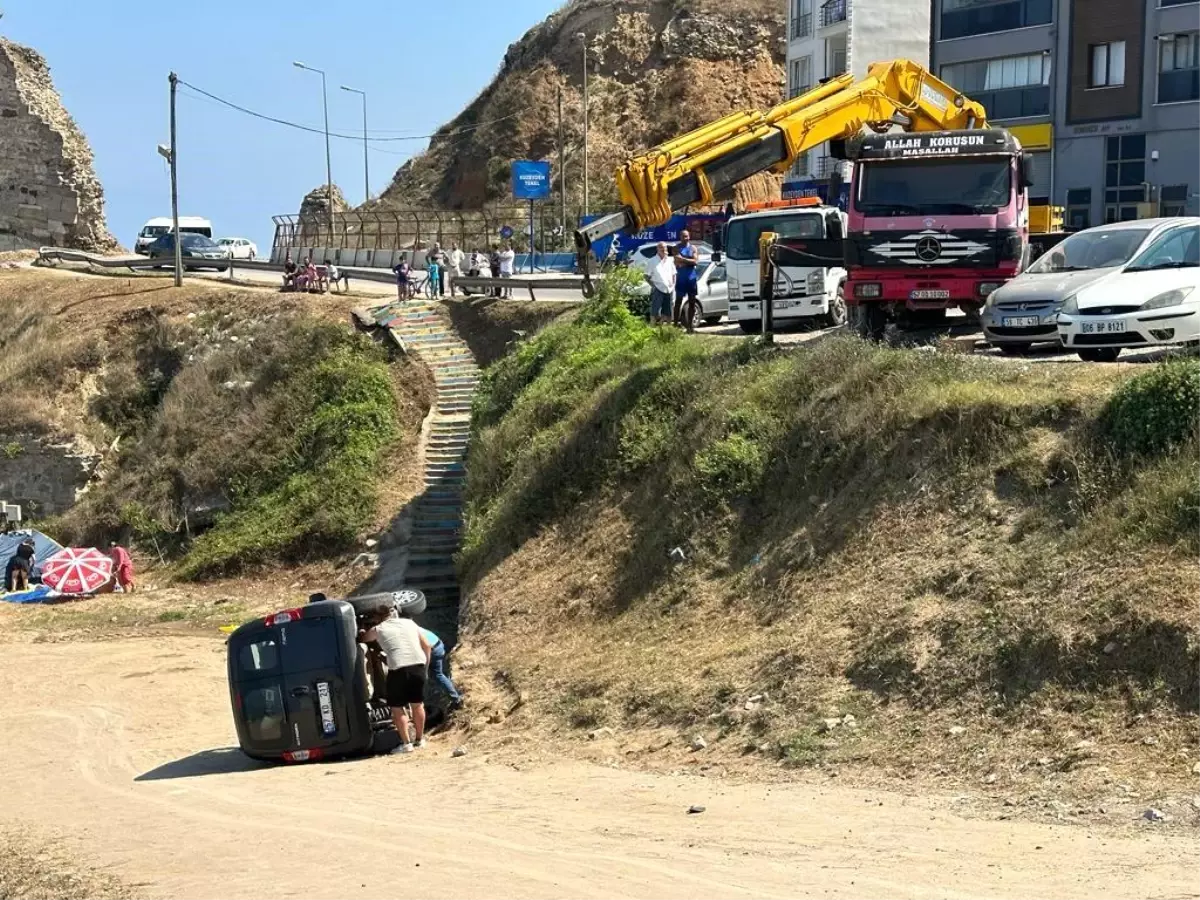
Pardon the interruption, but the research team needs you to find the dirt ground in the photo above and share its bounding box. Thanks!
[0,632,1195,900]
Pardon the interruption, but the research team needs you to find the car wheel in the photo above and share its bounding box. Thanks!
[688,302,704,331]
[821,284,848,328]
[1077,347,1122,363]
[857,303,887,342]
[997,343,1032,356]
[738,319,761,334]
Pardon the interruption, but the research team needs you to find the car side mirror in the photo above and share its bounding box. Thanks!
[1020,153,1036,189]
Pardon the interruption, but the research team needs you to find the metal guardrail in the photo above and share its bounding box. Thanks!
[451,276,593,302]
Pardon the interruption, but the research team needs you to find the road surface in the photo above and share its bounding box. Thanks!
[1,636,1194,900]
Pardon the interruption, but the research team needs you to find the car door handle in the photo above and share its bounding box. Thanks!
[290,686,311,697]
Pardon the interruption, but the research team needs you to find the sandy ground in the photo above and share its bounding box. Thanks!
[1,636,1195,900]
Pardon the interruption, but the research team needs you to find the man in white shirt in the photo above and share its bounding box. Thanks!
[498,242,516,297]
[360,608,433,754]
[646,242,677,324]
[446,242,466,296]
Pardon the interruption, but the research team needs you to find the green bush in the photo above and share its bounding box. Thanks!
[1102,358,1200,456]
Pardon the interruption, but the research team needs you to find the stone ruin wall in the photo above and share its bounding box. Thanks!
[0,38,118,253]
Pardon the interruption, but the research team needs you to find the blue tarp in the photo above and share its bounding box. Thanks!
[1,584,58,604]
[0,529,63,566]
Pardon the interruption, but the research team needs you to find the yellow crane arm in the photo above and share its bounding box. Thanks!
[574,59,989,295]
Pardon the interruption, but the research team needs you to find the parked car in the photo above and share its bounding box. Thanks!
[227,591,427,763]
[631,260,729,327]
[625,240,714,273]
[217,237,258,260]
[981,219,1181,354]
[1056,219,1200,361]
[146,232,230,270]
[134,216,212,254]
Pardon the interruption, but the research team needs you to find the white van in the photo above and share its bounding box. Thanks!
[724,201,848,333]
[135,217,213,254]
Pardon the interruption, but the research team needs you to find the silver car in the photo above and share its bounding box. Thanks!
[981,220,1174,353]
[632,260,729,327]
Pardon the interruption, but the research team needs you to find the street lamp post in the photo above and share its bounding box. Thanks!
[341,84,369,204]
[575,32,589,217]
[293,61,334,240]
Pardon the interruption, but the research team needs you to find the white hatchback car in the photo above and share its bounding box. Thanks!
[1056,219,1200,361]
[217,237,258,260]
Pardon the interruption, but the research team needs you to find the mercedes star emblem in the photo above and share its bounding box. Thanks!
[915,236,942,262]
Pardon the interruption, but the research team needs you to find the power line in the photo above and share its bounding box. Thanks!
[176,78,524,144]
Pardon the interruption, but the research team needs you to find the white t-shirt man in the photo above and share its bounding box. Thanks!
[447,247,465,274]
[372,616,426,669]
[499,247,516,275]
[648,254,676,293]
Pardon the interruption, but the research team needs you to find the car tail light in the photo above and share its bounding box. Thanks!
[282,748,324,763]
[264,608,304,627]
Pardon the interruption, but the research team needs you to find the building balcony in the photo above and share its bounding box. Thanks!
[1158,68,1200,103]
[939,0,1052,41]
[791,13,813,39]
[815,156,850,179]
[819,0,848,29]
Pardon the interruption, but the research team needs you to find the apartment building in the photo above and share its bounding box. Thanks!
[782,0,931,198]
[931,0,1200,225]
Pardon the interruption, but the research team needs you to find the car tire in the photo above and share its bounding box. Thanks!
[997,343,1032,356]
[688,302,705,331]
[738,319,761,334]
[821,284,848,328]
[347,590,427,618]
[857,303,887,342]
[1077,347,1122,363]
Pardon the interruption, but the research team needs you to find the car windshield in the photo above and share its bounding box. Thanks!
[181,234,214,247]
[1124,225,1200,272]
[217,238,234,246]
[856,158,1011,216]
[1027,226,1152,273]
[140,225,169,238]
[725,214,825,260]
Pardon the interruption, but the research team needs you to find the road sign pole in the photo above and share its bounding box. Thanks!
[528,200,535,274]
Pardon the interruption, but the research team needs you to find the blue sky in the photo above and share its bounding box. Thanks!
[2,0,562,251]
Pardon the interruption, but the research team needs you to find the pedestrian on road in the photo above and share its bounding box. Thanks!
[646,241,677,325]
[427,243,447,297]
[489,245,502,297]
[419,625,463,708]
[499,242,516,298]
[359,607,433,754]
[393,255,412,301]
[446,243,465,296]
[673,229,700,331]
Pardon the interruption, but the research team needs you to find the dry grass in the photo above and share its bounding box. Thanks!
[440,296,581,367]
[0,830,135,899]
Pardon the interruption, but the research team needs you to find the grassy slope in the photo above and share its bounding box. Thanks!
[460,274,1199,812]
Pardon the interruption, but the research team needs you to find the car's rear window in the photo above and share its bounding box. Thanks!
[243,686,286,742]
[281,618,340,673]
[238,638,279,675]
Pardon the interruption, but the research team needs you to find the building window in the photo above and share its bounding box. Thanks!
[1158,33,1200,103]
[789,56,813,98]
[1161,0,1199,5]
[940,53,1051,119]
[791,0,813,39]
[793,151,812,178]
[1066,188,1091,230]
[1160,184,1190,216]
[1088,42,1126,87]
[940,0,1052,41]
[820,0,848,28]
[830,46,848,76]
[1104,134,1146,223]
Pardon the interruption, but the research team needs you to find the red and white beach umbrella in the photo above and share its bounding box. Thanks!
[41,547,113,595]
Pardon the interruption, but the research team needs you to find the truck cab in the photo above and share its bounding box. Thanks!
[842,129,1032,334]
[725,199,848,334]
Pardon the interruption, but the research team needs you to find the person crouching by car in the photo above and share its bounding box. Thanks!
[419,625,463,709]
[359,607,432,754]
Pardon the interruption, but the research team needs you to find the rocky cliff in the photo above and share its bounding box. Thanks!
[378,0,785,213]
[0,38,118,253]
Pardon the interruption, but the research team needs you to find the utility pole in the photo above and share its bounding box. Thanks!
[168,72,182,287]
[576,32,589,216]
[341,84,369,204]
[557,85,566,247]
[294,62,334,240]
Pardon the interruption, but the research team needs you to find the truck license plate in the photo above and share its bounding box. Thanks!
[1002,316,1041,328]
[1081,320,1126,334]
[316,681,336,735]
[910,289,951,300]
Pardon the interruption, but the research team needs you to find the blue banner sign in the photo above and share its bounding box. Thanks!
[511,160,552,200]
[578,212,729,262]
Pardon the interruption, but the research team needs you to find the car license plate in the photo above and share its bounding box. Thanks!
[316,681,336,735]
[1081,320,1126,334]
[911,289,950,300]
[1002,316,1041,328]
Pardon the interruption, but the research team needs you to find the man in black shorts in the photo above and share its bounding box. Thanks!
[360,607,432,754]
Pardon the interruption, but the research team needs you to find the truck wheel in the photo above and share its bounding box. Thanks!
[738,320,761,334]
[857,304,887,342]
[1077,347,1121,363]
[821,284,847,328]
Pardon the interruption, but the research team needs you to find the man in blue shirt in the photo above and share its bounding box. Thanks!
[420,626,463,709]
[672,229,700,331]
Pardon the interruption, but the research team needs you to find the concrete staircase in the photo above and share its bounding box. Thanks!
[354,299,478,644]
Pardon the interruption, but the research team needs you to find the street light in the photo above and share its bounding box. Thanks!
[575,32,589,217]
[293,61,334,238]
[340,84,369,204]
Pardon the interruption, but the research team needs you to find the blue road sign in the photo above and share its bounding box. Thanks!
[499,224,514,239]
[511,160,551,201]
